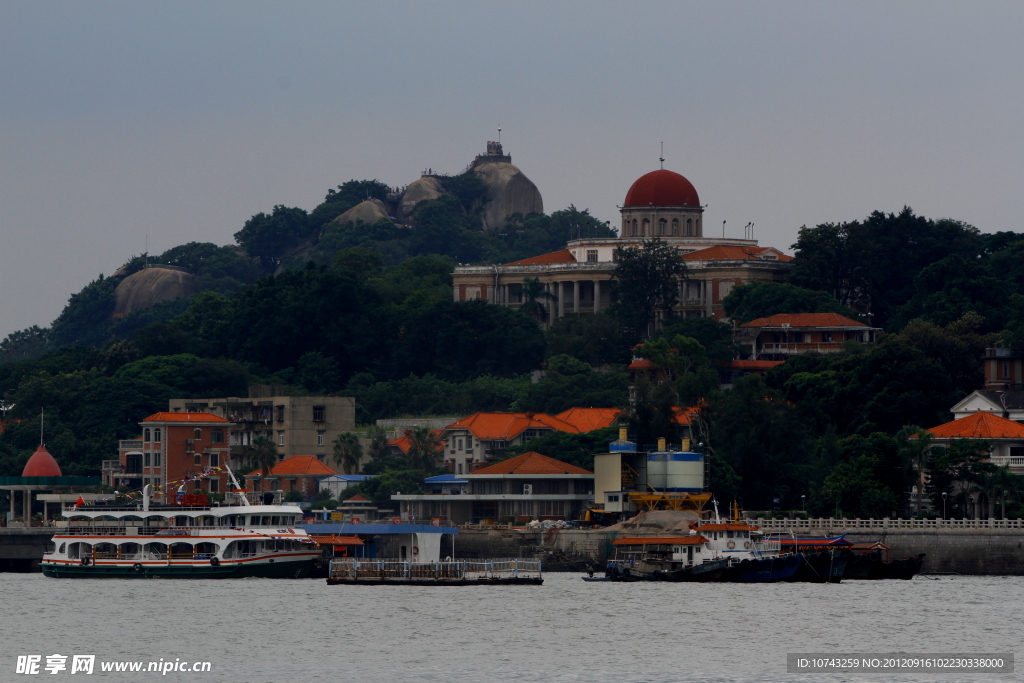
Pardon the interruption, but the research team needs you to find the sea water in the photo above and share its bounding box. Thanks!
[2,573,1019,682]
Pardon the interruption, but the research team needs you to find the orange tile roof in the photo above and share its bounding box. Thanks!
[268,456,339,476]
[142,412,230,423]
[471,451,593,475]
[504,249,576,266]
[444,412,580,440]
[554,407,624,432]
[387,430,442,455]
[627,359,657,371]
[682,245,793,262]
[926,412,1024,439]
[343,493,370,502]
[672,405,700,426]
[741,313,868,328]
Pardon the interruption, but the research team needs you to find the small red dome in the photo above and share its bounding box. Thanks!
[22,445,62,477]
[623,169,700,207]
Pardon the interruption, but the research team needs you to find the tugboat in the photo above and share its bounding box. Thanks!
[844,541,926,580]
[603,536,729,582]
[692,502,803,583]
[776,536,853,583]
[41,467,320,578]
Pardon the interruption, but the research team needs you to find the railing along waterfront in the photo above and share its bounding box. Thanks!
[749,517,1024,531]
[328,558,541,581]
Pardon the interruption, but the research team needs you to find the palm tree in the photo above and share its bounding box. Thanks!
[332,432,363,475]
[897,425,935,516]
[406,427,443,472]
[519,277,557,323]
[365,425,389,461]
[247,435,279,492]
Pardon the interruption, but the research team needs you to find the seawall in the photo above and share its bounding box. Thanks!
[453,527,1024,575]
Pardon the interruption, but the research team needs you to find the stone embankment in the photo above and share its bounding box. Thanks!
[455,518,1024,575]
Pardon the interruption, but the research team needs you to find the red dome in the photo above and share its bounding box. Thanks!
[21,445,62,477]
[623,169,700,207]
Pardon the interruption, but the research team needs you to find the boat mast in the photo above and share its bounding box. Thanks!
[224,463,250,507]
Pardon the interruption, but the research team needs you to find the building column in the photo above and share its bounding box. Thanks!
[558,282,566,318]
[705,279,713,318]
[573,280,580,314]
[593,280,602,313]
[25,490,31,524]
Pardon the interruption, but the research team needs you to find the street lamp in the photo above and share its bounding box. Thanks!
[942,492,948,520]
[801,495,806,513]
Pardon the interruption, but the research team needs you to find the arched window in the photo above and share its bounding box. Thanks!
[658,218,667,235]
[642,219,650,236]
[632,219,638,236]
[672,219,679,235]
[144,429,151,443]
[154,429,161,443]
[194,428,202,440]
[686,219,693,236]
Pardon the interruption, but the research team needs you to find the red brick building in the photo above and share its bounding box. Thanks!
[104,412,233,502]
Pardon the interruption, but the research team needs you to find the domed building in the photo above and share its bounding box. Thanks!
[451,165,792,326]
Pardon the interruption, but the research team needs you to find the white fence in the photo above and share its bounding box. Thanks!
[328,558,542,581]
[751,517,1024,531]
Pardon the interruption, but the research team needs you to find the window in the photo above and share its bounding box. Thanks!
[209,453,218,467]
[672,219,679,235]
[794,332,805,343]
[658,218,666,235]
[278,432,285,446]
[1003,361,1010,379]
[154,452,161,467]
[607,494,619,502]
[209,479,219,493]
[631,219,638,236]
[586,250,598,263]
[211,430,223,444]
[144,429,151,443]
[276,405,285,422]
[194,428,202,440]
[686,218,693,236]
[457,463,463,474]
[153,429,161,443]
[195,454,202,466]
[823,332,834,342]
[1011,447,1024,457]
[144,452,151,467]
[313,406,325,422]
[641,219,649,235]
[317,432,325,446]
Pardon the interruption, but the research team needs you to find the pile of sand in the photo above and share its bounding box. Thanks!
[603,509,701,535]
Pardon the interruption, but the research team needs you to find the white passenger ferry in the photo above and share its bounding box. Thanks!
[42,470,319,578]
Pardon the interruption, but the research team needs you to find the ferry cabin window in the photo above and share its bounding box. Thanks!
[58,543,66,554]
[727,531,734,538]
[154,429,161,442]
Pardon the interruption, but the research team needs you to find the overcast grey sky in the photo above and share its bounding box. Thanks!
[2,1,1022,340]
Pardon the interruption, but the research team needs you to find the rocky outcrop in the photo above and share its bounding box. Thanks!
[470,160,543,231]
[397,176,448,222]
[332,199,391,226]
[113,266,195,318]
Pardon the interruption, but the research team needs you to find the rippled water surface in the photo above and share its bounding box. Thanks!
[3,573,1020,682]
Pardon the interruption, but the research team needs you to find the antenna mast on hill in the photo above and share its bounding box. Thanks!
[498,124,501,144]
[659,142,665,170]
[40,407,44,446]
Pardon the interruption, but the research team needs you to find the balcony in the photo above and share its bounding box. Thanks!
[990,456,1024,471]
[758,342,845,355]
[101,460,124,474]
[120,440,143,450]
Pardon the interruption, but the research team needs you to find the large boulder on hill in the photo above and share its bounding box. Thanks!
[470,160,543,231]
[332,198,391,226]
[397,176,448,222]
[113,266,195,318]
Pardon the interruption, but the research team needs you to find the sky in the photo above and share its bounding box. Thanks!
[2,1,1022,340]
